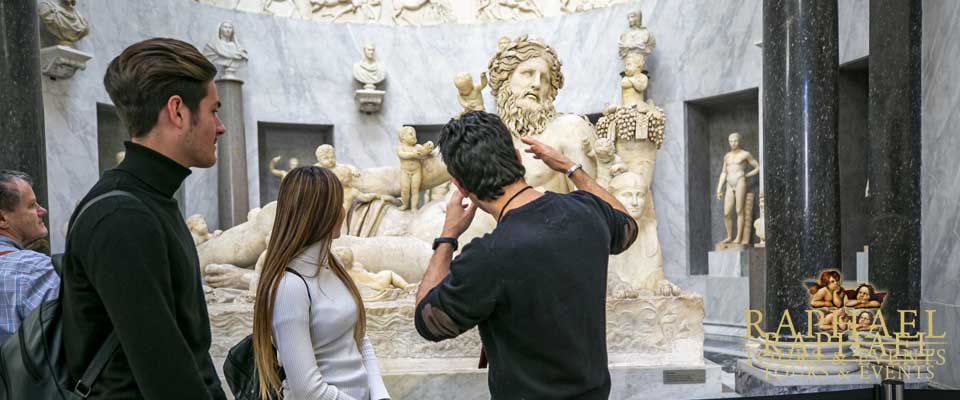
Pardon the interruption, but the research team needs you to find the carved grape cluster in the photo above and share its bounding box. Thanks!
[595,104,666,149]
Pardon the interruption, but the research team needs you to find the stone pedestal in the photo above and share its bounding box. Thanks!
[867,0,922,333]
[39,45,91,80]
[215,79,250,230]
[207,291,715,399]
[355,88,385,113]
[762,0,840,334]
[0,0,47,209]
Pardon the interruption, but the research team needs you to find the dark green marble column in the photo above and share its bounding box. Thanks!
[761,0,840,333]
[868,0,922,333]
[0,0,47,207]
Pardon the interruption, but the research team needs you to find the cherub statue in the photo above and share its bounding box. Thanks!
[335,247,417,302]
[186,214,221,245]
[396,126,435,210]
[269,156,299,180]
[808,270,847,308]
[591,136,625,189]
[454,72,487,115]
[38,0,90,46]
[845,283,882,308]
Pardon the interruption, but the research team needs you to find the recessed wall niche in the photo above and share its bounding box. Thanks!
[685,88,760,275]
[838,57,869,280]
[96,103,126,175]
[404,124,444,145]
[257,122,334,205]
[96,103,185,212]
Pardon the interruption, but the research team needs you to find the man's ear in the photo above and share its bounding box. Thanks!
[0,210,9,230]
[451,178,469,197]
[163,95,186,130]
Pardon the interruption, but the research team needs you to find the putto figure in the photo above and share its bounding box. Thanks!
[203,21,249,80]
[454,72,487,115]
[396,126,435,210]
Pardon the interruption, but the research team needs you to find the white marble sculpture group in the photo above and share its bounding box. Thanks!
[198,9,705,370]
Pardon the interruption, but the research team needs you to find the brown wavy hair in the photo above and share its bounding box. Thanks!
[103,38,216,138]
[252,166,366,399]
[809,270,842,295]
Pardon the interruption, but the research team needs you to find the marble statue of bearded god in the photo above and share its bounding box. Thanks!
[487,35,598,193]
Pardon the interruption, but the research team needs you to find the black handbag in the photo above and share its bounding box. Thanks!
[0,190,140,399]
[224,269,311,400]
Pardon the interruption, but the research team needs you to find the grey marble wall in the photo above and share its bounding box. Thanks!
[39,0,869,291]
[920,0,960,390]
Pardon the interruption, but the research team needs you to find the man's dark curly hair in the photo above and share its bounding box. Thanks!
[438,112,525,201]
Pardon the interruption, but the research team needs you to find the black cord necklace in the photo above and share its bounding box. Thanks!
[497,186,533,222]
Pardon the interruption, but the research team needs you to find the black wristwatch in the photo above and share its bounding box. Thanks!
[433,237,459,251]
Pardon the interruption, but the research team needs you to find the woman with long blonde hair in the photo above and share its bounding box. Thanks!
[252,167,390,400]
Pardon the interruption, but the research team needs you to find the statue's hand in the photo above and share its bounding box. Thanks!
[271,156,282,163]
[520,137,574,173]
[716,191,723,200]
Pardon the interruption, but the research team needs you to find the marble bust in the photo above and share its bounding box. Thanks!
[487,36,596,193]
[353,43,386,90]
[38,0,90,46]
[203,21,248,80]
[715,133,759,247]
[618,9,656,59]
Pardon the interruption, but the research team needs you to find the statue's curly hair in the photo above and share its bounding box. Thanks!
[487,35,564,99]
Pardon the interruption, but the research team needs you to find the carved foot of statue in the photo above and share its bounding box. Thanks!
[205,263,255,290]
[733,235,743,244]
[657,279,681,296]
[721,237,733,244]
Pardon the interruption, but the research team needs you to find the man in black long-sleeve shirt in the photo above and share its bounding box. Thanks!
[62,38,226,399]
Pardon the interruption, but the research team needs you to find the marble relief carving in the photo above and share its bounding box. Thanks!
[200,0,633,24]
[310,0,382,22]
[38,0,92,79]
[392,0,454,25]
[477,0,544,22]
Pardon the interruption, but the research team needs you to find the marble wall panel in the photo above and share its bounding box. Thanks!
[921,0,960,389]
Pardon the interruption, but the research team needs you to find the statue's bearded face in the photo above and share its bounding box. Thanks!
[498,57,556,138]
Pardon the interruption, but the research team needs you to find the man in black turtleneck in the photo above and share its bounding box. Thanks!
[62,38,227,399]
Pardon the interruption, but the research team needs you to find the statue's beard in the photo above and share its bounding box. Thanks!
[497,85,556,138]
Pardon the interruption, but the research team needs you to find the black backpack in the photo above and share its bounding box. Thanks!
[0,190,140,399]
[223,269,311,400]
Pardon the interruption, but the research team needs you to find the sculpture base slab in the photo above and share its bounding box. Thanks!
[355,88,385,113]
[735,359,931,396]
[39,45,92,80]
[382,357,723,400]
[207,291,709,397]
[714,242,747,251]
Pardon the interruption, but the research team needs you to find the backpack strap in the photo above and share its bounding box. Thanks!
[67,190,143,398]
[284,268,312,308]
